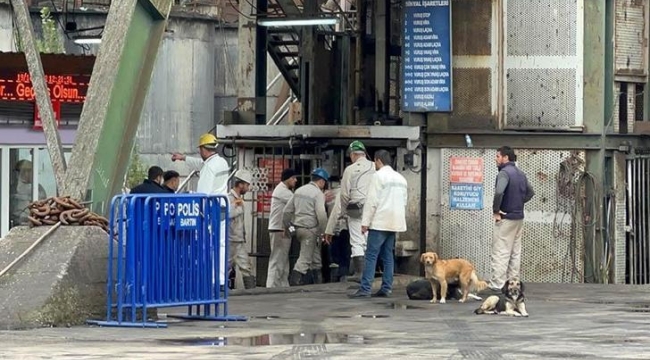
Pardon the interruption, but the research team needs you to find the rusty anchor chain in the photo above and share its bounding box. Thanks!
[27,196,109,233]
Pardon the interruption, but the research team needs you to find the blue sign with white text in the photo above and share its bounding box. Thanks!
[402,0,453,112]
[450,183,483,210]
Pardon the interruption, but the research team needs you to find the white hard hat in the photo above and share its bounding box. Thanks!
[234,169,252,184]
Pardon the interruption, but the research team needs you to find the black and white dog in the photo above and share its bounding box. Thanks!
[473,277,528,317]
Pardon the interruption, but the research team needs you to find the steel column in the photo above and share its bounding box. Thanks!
[64,0,173,211]
[11,0,67,191]
[237,0,256,123]
[255,0,268,125]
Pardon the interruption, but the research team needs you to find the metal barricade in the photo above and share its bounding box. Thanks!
[87,194,247,328]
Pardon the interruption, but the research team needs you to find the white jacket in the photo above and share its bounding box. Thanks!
[339,157,375,218]
[268,181,293,231]
[361,165,408,232]
[189,154,229,196]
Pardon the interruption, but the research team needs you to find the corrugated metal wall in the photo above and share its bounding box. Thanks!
[504,0,583,129]
[439,148,585,284]
[615,0,647,76]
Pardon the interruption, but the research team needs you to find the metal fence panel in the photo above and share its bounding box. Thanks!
[87,193,246,328]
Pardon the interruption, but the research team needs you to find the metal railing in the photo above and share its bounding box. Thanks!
[86,193,247,328]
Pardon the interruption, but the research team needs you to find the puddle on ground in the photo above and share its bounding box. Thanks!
[158,333,368,347]
[251,315,281,320]
[385,302,422,310]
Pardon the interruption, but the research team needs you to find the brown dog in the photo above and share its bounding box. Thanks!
[420,252,488,304]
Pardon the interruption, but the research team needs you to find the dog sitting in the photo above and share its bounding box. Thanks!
[419,252,488,304]
[474,277,528,317]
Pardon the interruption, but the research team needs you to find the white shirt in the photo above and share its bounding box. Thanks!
[194,154,230,196]
[268,181,293,231]
[361,165,408,232]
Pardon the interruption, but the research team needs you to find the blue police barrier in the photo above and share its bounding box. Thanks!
[86,193,247,328]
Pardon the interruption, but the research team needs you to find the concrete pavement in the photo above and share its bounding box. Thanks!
[1,280,650,359]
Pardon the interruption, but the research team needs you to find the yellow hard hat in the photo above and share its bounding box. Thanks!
[197,133,218,148]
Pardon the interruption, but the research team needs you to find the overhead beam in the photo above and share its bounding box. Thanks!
[217,124,421,141]
[11,0,67,191]
[426,131,650,150]
[64,0,173,212]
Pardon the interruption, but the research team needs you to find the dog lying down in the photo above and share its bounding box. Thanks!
[420,252,488,303]
[406,279,482,302]
[474,277,529,317]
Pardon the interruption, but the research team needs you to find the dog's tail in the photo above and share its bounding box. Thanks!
[470,271,489,292]
[474,306,487,315]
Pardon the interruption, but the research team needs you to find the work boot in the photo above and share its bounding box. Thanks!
[338,265,348,282]
[290,270,305,286]
[243,276,257,290]
[329,264,340,283]
[311,269,323,284]
[347,256,365,283]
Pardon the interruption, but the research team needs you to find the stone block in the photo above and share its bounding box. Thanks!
[0,226,110,329]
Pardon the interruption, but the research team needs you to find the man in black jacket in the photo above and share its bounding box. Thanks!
[130,166,168,194]
[481,146,534,296]
[162,170,180,193]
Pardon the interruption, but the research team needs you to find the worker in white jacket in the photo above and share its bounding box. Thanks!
[349,149,407,299]
[334,140,375,282]
[171,133,231,286]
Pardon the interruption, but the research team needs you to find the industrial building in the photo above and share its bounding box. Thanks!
[0,0,649,287]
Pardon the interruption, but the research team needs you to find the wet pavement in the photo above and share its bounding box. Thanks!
[1,278,650,359]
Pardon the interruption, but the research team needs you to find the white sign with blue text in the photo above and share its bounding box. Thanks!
[158,198,202,230]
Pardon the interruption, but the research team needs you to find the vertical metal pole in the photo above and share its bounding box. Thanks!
[626,158,634,284]
[32,148,39,201]
[237,0,256,122]
[639,159,648,284]
[255,0,268,125]
[374,0,389,116]
[419,144,427,277]
[0,148,9,237]
[354,0,366,124]
[11,0,67,191]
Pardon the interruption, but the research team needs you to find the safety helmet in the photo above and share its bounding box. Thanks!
[348,140,366,152]
[234,169,253,184]
[311,168,330,182]
[197,133,218,148]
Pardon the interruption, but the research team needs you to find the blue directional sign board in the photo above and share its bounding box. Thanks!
[402,0,453,112]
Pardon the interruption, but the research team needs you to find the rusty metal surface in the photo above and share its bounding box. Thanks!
[506,0,576,57]
[615,0,647,77]
[453,68,491,117]
[0,52,95,75]
[506,68,577,128]
[452,0,492,56]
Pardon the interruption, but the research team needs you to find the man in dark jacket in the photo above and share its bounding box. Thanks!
[481,146,534,295]
[163,170,180,193]
[130,166,168,194]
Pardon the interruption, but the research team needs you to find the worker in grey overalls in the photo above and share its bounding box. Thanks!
[228,169,256,289]
[283,168,330,286]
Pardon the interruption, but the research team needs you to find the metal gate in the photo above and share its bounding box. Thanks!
[228,142,328,286]
[626,155,650,284]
